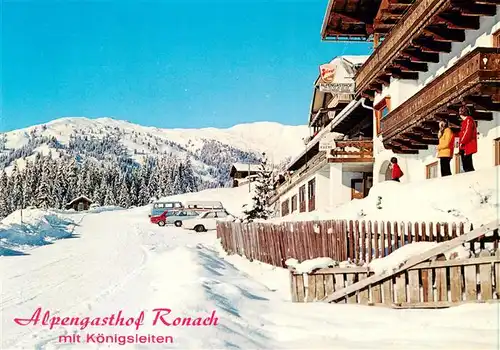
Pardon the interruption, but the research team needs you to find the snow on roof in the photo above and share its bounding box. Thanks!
[66,195,93,206]
[231,163,261,172]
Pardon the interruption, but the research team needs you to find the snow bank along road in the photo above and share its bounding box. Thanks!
[1,208,498,349]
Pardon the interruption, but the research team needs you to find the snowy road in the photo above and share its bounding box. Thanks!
[1,208,498,349]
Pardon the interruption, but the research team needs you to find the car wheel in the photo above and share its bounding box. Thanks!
[174,221,182,227]
[194,225,205,233]
[158,221,166,227]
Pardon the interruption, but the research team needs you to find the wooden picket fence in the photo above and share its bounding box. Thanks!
[289,221,500,308]
[217,219,470,268]
[290,248,500,306]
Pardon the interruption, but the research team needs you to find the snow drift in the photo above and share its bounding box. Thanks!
[0,208,78,256]
[272,167,499,227]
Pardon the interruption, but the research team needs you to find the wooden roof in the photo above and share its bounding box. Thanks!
[356,0,499,99]
[321,0,414,41]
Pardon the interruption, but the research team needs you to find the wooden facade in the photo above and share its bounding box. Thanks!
[328,140,374,163]
[354,0,499,99]
[320,0,413,41]
[381,47,500,153]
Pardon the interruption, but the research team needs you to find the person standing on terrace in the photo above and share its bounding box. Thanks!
[458,105,478,172]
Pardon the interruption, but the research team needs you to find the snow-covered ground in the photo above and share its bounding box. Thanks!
[1,187,499,349]
[272,166,500,228]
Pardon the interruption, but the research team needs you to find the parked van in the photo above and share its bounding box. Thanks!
[149,201,183,217]
[184,201,223,211]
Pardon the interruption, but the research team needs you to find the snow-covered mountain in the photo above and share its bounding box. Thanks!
[0,117,309,182]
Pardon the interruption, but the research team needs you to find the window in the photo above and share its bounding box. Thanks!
[307,178,316,212]
[204,212,216,219]
[299,185,306,213]
[281,200,290,216]
[455,154,465,174]
[291,195,298,212]
[426,161,438,179]
[374,97,391,135]
[217,211,228,218]
[493,29,500,47]
[495,138,500,166]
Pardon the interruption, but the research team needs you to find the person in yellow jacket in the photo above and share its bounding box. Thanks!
[436,119,455,177]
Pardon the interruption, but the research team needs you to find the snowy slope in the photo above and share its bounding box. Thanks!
[1,117,309,173]
[1,204,497,349]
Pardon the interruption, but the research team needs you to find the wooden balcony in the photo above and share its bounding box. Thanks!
[328,140,374,163]
[381,47,500,153]
[355,0,499,99]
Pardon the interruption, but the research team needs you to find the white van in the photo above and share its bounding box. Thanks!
[184,201,224,211]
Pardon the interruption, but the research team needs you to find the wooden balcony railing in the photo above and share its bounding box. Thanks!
[381,47,500,142]
[355,0,450,95]
[328,140,374,162]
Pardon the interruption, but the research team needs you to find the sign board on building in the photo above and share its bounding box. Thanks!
[319,132,337,152]
[319,63,336,84]
[318,82,355,94]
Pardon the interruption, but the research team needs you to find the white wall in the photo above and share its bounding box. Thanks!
[328,163,366,207]
[372,13,500,184]
[278,163,331,215]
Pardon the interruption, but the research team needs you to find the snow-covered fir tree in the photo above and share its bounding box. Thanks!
[0,170,10,217]
[242,153,274,220]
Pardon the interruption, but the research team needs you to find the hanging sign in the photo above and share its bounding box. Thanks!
[318,63,355,93]
[319,132,337,152]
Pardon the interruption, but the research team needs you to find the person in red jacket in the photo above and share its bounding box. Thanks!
[458,105,477,172]
[390,157,403,182]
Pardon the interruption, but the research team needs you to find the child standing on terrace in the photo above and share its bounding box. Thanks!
[390,157,403,182]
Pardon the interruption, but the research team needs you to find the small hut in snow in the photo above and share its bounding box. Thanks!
[229,163,261,187]
[65,195,93,211]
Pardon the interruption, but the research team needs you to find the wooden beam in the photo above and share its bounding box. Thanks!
[333,12,365,24]
[322,220,500,303]
[401,133,432,145]
[412,38,452,53]
[464,95,500,111]
[386,67,419,80]
[393,59,428,72]
[423,27,466,43]
[396,139,429,150]
[436,13,481,30]
[452,2,497,16]
[475,0,500,4]
[402,48,440,63]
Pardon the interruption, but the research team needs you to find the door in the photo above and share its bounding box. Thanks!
[77,202,84,211]
[351,179,364,200]
[364,175,373,197]
[205,212,217,230]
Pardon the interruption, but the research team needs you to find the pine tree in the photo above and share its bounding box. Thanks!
[243,153,274,220]
[23,160,35,207]
[117,174,131,208]
[10,163,24,210]
[0,170,10,218]
[53,160,68,209]
[36,161,52,209]
[182,157,198,193]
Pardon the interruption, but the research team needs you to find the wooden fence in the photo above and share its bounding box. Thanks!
[289,221,500,308]
[291,248,500,307]
[217,220,470,267]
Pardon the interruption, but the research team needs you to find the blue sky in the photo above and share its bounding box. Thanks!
[1,0,372,132]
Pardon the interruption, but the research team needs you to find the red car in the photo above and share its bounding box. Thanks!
[150,210,170,226]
